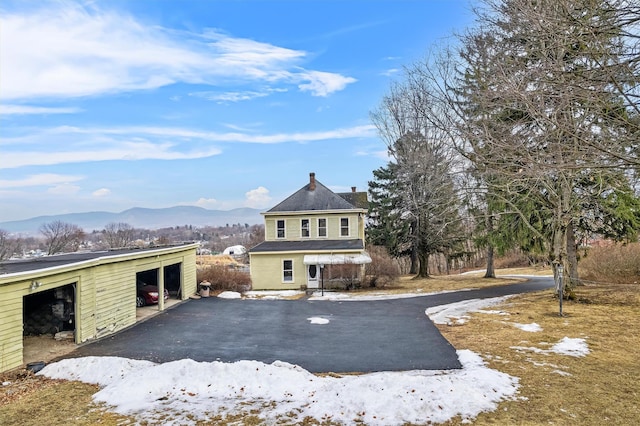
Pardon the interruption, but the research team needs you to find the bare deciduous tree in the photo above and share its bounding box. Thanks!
[40,221,85,255]
[103,222,135,249]
[0,229,22,261]
[371,73,467,278]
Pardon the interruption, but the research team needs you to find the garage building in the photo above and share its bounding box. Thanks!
[0,243,198,373]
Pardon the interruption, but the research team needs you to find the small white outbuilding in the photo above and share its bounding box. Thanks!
[222,245,247,256]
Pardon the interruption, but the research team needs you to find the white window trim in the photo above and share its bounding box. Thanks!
[301,218,310,238]
[276,219,286,239]
[282,259,294,283]
[317,217,328,238]
[340,217,350,237]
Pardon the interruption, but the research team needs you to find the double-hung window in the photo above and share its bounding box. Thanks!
[340,217,349,237]
[276,220,285,239]
[283,260,293,282]
[317,218,327,237]
[301,219,310,238]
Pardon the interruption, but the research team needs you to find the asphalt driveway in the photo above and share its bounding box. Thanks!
[69,277,553,373]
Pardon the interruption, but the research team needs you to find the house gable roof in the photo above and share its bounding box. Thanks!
[267,173,360,213]
[337,191,369,210]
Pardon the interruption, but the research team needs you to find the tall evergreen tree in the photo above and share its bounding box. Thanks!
[367,162,417,273]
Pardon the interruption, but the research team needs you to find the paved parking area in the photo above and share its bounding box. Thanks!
[68,277,553,373]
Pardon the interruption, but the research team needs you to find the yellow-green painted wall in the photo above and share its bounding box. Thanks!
[250,252,306,290]
[249,249,364,290]
[264,211,365,241]
[254,209,367,290]
[0,244,198,373]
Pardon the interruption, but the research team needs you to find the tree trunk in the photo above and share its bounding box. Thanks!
[484,211,496,278]
[416,252,430,278]
[484,244,495,278]
[553,184,572,296]
[409,245,418,275]
[566,224,580,287]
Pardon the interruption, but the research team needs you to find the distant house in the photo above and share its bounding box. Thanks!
[249,173,371,290]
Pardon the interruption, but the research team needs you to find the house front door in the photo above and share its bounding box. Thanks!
[307,264,319,289]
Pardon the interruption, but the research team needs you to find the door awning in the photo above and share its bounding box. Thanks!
[303,252,372,266]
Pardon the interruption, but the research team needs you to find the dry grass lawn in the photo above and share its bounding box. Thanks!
[1,267,638,425]
[435,282,640,425]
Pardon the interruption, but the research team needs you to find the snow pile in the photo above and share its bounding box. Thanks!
[550,337,590,357]
[425,297,512,325]
[39,351,520,425]
[513,323,542,332]
[244,290,305,299]
[511,337,589,357]
[217,291,242,299]
[307,317,330,324]
[309,289,468,302]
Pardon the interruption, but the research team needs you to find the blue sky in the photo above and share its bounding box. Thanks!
[0,0,476,223]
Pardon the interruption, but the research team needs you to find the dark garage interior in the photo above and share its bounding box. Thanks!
[23,284,76,337]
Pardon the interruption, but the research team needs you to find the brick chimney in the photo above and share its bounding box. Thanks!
[309,172,316,191]
[351,186,356,193]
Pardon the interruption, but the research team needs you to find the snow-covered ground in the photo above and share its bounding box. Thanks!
[425,296,513,325]
[37,290,589,425]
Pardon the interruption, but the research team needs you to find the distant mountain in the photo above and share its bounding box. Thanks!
[0,206,264,235]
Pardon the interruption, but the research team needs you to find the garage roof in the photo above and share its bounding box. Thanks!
[0,245,196,275]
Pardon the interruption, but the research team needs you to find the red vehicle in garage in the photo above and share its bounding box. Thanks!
[136,280,169,307]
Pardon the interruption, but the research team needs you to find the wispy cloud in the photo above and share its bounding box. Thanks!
[190,88,287,103]
[0,2,356,100]
[0,105,82,115]
[1,140,223,169]
[320,21,386,39]
[0,173,84,188]
[380,68,400,77]
[221,122,264,132]
[92,188,111,197]
[47,183,81,196]
[0,124,376,169]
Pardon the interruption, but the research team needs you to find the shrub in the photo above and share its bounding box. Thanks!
[579,242,640,285]
[363,246,400,288]
[494,249,546,269]
[326,263,361,290]
[197,264,252,292]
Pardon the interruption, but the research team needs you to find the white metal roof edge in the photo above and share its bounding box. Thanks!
[0,243,200,282]
[303,252,372,265]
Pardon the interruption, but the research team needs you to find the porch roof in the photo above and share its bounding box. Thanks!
[303,253,372,265]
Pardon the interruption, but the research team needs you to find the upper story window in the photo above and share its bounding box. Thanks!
[317,218,327,237]
[340,217,349,237]
[301,219,310,238]
[277,219,285,239]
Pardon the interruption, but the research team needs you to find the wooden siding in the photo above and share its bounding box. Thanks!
[181,251,197,296]
[264,212,364,242]
[0,244,198,373]
[256,210,367,290]
[250,253,307,290]
[94,262,136,339]
[0,279,24,372]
